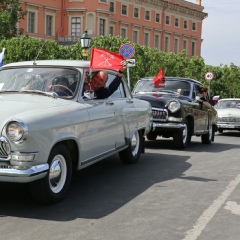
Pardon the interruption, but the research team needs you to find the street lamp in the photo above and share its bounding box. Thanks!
[80,29,92,60]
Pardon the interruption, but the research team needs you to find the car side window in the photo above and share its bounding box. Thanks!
[193,85,200,99]
[106,73,126,98]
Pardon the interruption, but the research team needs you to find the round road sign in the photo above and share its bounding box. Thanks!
[119,44,135,59]
[204,72,214,81]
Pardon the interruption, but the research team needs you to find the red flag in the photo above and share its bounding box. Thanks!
[90,48,124,70]
[153,67,165,88]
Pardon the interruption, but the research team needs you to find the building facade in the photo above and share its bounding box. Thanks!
[19,0,207,57]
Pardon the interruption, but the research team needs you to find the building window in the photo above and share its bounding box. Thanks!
[164,36,169,52]
[121,28,127,38]
[28,12,35,33]
[144,32,149,46]
[156,13,160,23]
[175,18,179,27]
[46,15,53,36]
[174,38,179,54]
[99,18,106,35]
[100,0,107,2]
[191,42,196,56]
[145,10,150,21]
[184,20,188,29]
[192,22,196,31]
[183,40,187,50]
[154,35,160,49]
[71,17,81,36]
[166,15,170,25]
[109,2,114,12]
[132,30,138,43]
[122,5,127,15]
[134,8,139,18]
[109,26,114,35]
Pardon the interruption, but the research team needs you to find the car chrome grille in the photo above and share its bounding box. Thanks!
[0,136,11,160]
[152,108,168,121]
[0,164,12,169]
[218,117,240,123]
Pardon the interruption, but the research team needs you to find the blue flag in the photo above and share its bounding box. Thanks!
[0,48,6,67]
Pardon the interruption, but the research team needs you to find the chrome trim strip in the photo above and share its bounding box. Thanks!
[81,146,127,166]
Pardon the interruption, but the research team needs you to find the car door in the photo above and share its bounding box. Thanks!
[193,84,208,133]
[86,98,117,153]
[79,72,118,165]
[106,74,136,149]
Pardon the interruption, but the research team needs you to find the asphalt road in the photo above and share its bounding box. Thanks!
[0,131,240,240]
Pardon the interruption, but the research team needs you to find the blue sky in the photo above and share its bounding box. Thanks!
[187,0,240,66]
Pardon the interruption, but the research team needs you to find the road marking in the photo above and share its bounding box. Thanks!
[224,201,240,215]
[182,174,240,240]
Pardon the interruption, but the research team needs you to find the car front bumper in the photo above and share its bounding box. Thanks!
[0,163,49,183]
[217,123,240,129]
[152,122,186,130]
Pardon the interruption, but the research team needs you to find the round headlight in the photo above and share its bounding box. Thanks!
[168,100,181,113]
[6,121,27,142]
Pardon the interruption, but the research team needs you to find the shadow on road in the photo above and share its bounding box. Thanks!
[0,150,215,221]
[145,133,240,153]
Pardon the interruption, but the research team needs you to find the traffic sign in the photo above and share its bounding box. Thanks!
[204,72,214,81]
[126,59,135,67]
[119,44,135,59]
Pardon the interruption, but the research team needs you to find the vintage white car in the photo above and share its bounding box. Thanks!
[214,98,240,133]
[0,60,152,204]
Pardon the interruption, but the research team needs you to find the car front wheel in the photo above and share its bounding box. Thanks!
[30,144,72,204]
[173,120,191,149]
[202,124,214,144]
[119,130,143,164]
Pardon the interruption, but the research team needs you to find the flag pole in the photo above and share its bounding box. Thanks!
[127,67,130,89]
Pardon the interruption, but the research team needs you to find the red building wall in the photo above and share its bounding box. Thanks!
[19,0,207,58]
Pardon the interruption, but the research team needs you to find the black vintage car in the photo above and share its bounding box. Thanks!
[132,77,218,149]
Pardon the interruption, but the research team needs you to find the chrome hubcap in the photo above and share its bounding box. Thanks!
[131,131,139,156]
[49,154,67,193]
[209,125,212,140]
[182,124,187,143]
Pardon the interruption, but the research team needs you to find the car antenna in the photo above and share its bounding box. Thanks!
[33,40,47,65]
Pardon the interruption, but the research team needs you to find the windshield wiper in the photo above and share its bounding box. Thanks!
[20,90,58,98]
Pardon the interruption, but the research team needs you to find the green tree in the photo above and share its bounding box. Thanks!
[0,0,26,40]
[1,35,240,97]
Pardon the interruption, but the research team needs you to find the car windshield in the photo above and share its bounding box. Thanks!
[0,67,80,98]
[133,79,191,96]
[217,100,240,109]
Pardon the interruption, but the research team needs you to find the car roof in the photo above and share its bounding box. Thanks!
[218,98,240,101]
[139,76,202,85]
[2,60,90,68]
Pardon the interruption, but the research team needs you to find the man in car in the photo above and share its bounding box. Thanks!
[196,85,212,109]
[83,60,127,99]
